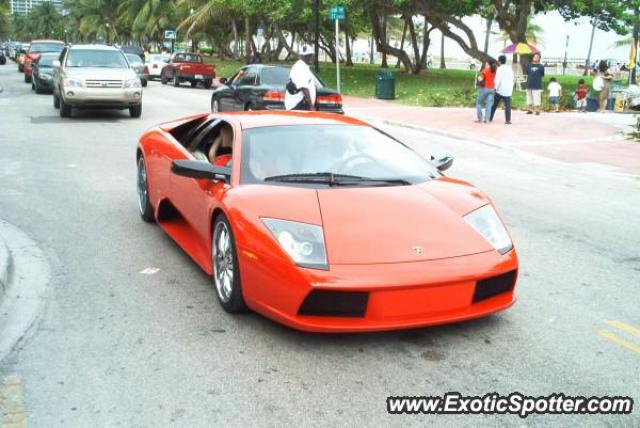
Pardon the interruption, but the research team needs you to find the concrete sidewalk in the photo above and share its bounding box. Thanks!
[344,96,640,176]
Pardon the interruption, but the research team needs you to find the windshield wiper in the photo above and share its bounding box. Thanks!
[264,172,410,186]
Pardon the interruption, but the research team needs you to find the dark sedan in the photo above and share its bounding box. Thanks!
[31,52,58,93]
[210,64,343,113]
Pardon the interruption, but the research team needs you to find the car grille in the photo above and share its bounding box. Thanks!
[298,290,369,318]
[472,270,517,303]
[85,80,123,88]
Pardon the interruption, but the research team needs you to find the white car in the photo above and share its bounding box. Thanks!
[145,54,170,80]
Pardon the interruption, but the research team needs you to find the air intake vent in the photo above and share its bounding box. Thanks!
[473,270,517,303]
[298,290,369,318]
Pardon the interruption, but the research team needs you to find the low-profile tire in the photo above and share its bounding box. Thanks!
[161,75,167,85]
[190,81,197,88]
[203,80,212,90]
[129,104,142,118]
[137,156,154,223]
[173,75,180,87]
[53,94,60,109]
[212,214,246,313]
[141,79,147,87]
[211,98,220,113]
[59,97,71,118]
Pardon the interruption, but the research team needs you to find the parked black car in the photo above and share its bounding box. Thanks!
[31,52,58,93]
[210,64,343,113]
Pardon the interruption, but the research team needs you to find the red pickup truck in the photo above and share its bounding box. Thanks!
[24,40,64,83]
[160,53,216,89]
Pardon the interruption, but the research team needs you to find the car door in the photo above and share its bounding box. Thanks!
[170,120,231,251]
[232,67,259,110]
[217,70,243,111]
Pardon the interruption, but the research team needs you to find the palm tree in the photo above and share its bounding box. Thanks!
[29,2,63,39]
[75,0,122,43]
[0,0,10,40]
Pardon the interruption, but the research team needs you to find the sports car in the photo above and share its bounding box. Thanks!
[136,111,518,332]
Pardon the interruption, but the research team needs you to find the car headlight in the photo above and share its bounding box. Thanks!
[464,205,513,254]
[40,73,52,80]
[63,77,84,87]
[125,78,141,88]
[262,218,328,270]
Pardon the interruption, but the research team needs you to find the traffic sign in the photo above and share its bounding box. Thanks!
[164,30,176,40]
[329,6,345,21]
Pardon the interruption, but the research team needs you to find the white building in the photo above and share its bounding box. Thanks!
[10,0,63,15]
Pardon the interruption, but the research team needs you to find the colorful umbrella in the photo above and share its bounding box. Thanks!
[502,43,540,55]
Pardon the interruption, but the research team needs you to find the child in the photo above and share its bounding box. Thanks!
[548,77,562,112]
[575,79,588,112]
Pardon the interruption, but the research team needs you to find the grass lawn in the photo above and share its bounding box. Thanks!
[205,56,618,110]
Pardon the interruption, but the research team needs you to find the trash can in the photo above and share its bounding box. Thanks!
[375,71,396,100]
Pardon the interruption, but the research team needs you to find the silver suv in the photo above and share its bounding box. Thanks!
[53,44,143,118]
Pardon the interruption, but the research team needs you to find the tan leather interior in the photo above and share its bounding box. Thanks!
[208,125,233,163]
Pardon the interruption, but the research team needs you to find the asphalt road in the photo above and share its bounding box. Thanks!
[0,64,639,427]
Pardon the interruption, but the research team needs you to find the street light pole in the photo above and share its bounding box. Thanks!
[562,35,569,76]
[314,0,320,73]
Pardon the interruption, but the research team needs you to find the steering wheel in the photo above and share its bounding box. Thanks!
[332,153,378,174]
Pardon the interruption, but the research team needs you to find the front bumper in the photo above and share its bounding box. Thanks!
[62,87,142,108]
[240,246,518,333]
[36,77,53,90]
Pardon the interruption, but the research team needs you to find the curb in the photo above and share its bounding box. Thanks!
[0,220,50,363]
[0,236,11,298]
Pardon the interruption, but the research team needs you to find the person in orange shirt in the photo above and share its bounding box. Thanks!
[476,60,497,123]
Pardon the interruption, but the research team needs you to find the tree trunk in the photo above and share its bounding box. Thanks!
[439,32,446,69]
[244,16,252,62]
[483,17,492,54]
[231,19,239,59]
[381,15,388,68]
[396,20,408,68]
[406,15,422,73]
[631,7,639,85]
[285,31,296,61]
[583,20,596,76]
[370,8,413,72]
[369,35,374,64]
[345,13,353,66]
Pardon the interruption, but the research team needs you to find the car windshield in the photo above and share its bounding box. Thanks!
[149,55,169,63]
[241,125,438,186]
[126,54,142,65]
[175,53,202,63]
[38,54,58,66]
[260,66,325,88]
[29,43,63,53]
[66,50,128,68]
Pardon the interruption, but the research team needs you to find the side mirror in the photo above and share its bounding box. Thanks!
[52,60,60,68]
[219,77,228,85]
[171,160,231,182]
[432,155,454,172]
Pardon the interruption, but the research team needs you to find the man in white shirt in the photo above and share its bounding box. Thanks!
[284,45,317,111]
[490,55,514,124]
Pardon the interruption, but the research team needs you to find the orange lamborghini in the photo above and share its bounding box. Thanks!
[136,111,518,332]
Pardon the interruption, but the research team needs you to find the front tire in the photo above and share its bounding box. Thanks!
[141,79,147,87]
[190,81,197,88]
[203,80,212,89]
[137,156,154,222]
[129,104,142,118]
[59,96,71,118]
[24,74,31,83]
[53,93,60,109]
[161,75,167,84]
[212,214,246,313]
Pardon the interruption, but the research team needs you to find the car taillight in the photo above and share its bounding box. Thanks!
[263,90,284,102]
[317,94,342,106]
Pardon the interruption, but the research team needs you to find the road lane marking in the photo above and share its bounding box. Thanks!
[605,320,640,338]
[597,329,640,355]
[139,267,160,274]
[0,374,28,428]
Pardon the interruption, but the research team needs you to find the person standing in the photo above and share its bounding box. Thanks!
[526,53,545,115]
[475,60,496,123]
[490,55,514,124]
[597,60,613,113]
[285,45,317,111]
[547,77,562,112]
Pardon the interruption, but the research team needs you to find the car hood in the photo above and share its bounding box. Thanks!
[317,179,494,264]
[65,67,137,80]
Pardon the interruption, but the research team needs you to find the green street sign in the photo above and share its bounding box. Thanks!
[329,5,345,20]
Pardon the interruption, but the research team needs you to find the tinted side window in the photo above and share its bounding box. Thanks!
[237,69,257,86]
